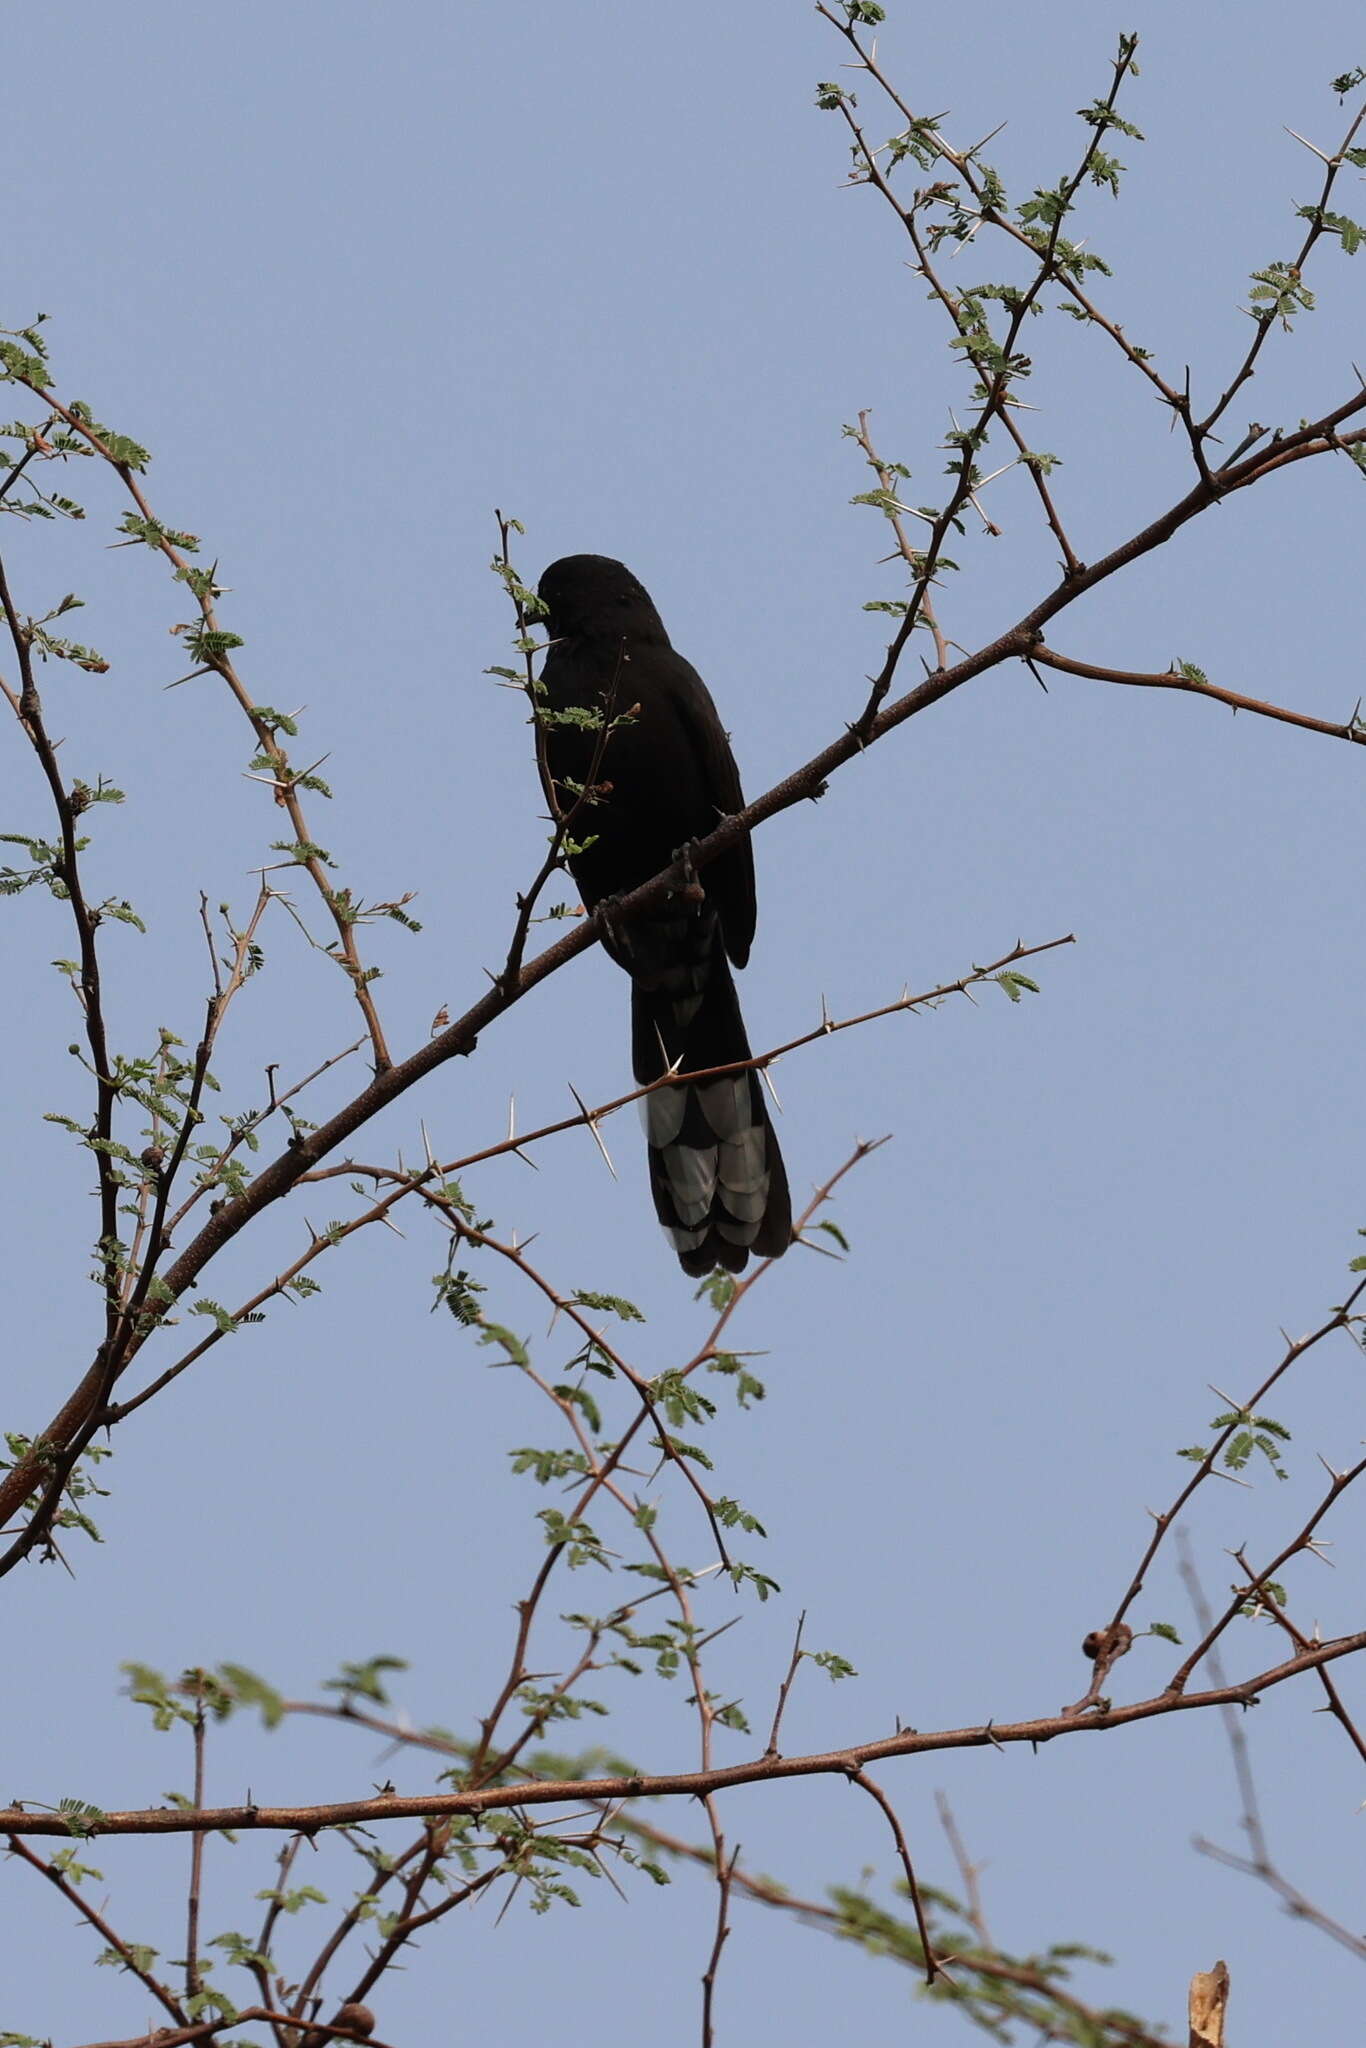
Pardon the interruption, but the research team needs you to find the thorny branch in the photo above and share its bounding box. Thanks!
[622,1812,1169,2048]
[1181,1543,1366,1964]
[1063,1278,1366,1713]
[4,15,1366,2037]
[0,546,122,1336]
[12,385,396,1071]
[1030,643,1366,746]
[69,2013,395,2048]
[3,1833,186,2024]
[37,941,1051,1492]
[849,1767,941,1984]
[4,1630,1364,1841]
[458,1142,881,1790]
[242,1701,1171,2048]
[2,371,1362,1562]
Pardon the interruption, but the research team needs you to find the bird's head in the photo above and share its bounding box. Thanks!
[537,555,670,648]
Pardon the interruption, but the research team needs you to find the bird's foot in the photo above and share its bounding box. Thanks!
[670,841,706,908]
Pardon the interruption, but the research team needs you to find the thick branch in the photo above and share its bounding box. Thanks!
[4,1631,1361,1839]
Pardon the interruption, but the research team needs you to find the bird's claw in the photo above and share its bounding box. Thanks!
[671,841,706,906]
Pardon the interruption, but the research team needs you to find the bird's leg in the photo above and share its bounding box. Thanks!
[670,841,707,909]
[588,890,635,972]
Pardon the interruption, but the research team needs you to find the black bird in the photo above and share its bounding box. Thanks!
[535,554,791,1276]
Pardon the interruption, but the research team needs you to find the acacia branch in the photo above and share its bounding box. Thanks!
[1239,1570,1366,1772]
[2,379,1361,1567]
[5,1631,1362,1840]
[0,549,122,1340]
[1164,1459,1366,1696]
[4,1831,186,2023]
[72,2013,395,2048]
[850,1768,941,1984]
[460,1140,881,1784]
[1031,643,1366,744]
[1060,1275,1366,1712]
[300,935,1071,1192]
[1181,1543,1366,1963]
[266,1698,1171,2048]
[184,1678,207,2001]
[3,134,1364,1569]
[642,1811,1169,2046]
[1197,101,1366,438]
[8,376,393,1072]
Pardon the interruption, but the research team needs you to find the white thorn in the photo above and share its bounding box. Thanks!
[1284,126,1333,165]
[569,1083,617,1180]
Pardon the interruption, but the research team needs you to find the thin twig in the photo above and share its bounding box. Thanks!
[935,1790,993,1950]
[1181,1541,1366,1960]
[5,375,394,1071]
[185,1676,207,2000]
[765,1612,808,1758]
[850,1768,941,1984]
[4,1832,187,2023]
[701,1841,741,2047]
[1060,1277,1366,1715]
[1032,643,1366,746]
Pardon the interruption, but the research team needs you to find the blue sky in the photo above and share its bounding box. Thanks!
[4,1,1365,2041]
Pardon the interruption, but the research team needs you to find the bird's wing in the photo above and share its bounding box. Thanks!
[658,652,757,969]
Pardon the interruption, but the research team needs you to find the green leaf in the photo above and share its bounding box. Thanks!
[728,1561,780,1602]
[808,1648,858,1681]
[218,1663,285,1728]
[510,1443,592,1485]
[715,1496,766,1536]
[321,1654,408,1705]
[209,1929,272,1970]
[553,1382,602,1435]
[184,1989,238,2023]
[1296,204,1363,254]
[116,511,199,550]
[96,1941,157,1972]
[190,1298,242,1336]
[184,626,243,662]
[654,1433,714,1471]
[1224,1428,1255,1469]
[478,1321,530,1368]
[251,705,299,736]
[571,1289,645,1322]
[57,1797,107,1838]
[1076,100,1145,141]
[0,339,51,385]
[253,1883,328,1915]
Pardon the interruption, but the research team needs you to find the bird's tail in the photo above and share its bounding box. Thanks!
[629,907,791,1276]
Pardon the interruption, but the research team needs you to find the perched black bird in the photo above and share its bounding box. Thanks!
[535,554,791,1276]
